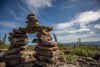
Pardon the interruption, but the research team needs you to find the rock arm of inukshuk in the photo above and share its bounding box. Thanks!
[4,14,65,67]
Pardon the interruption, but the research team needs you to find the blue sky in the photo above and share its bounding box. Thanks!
[0,0,100,44]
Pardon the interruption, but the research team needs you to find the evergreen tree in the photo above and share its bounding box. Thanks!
[3,33,7,44]
[53,34,58,42]
[77,38,82,46]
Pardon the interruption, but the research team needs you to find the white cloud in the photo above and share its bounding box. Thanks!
[95,24,100,29]
[76,10,100,23]
[54,10,100,34]
[53,10,100,43]
[22,0,53,14]
[0,21,21,28]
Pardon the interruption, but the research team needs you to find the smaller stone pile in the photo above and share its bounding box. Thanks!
[32,27,62,66]
[4,29,34,67]
[26,14,40,28]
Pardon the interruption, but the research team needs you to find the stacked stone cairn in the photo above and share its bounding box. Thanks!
[32,27,61,66]
[4,29,35,67]
[4,14,65,67]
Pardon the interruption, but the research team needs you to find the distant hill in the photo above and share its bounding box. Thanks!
[65,41,100,46]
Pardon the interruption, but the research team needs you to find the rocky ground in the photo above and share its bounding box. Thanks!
[0,49,100,67]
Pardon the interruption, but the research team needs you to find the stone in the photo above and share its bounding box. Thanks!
[38,46,58,51]
[13,29,24,34]
[27,14,36,19]
[33,60,49,66]
[15,62,35,67]
[82,57,97,62]
[0,62,6,67]
[9,33,27,37]
[89,62,100,65]
[4,54,22,60]
[6,58,21,65]
[39,29,51,36]
[35,47,60,58]
[77,59,88,64]
[9,37,28,42]
[11,41,28,45]
[64,50,71,54]
[0,50,6,62]
[36,35,52,41]
[38,39,57,47]
[32,39,39,43]
[22,50,36,56]
[93,54,100,60]
[26,19,38,23]
[21,55,34,62]
[27,24,40,28]
[38,55,59,63]
[6,45,28,54]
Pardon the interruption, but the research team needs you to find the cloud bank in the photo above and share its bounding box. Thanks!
[53,10,100,43]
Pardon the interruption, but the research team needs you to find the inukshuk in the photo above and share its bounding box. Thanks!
[4,14,63,67]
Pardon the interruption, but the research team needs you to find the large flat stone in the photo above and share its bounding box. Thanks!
[36,35,52,41]
[4,54,22,60]
[6,58,21,65]
[38,46,58,51]
[38,39,58,46]
[14,62,35,67]
[11,41,28,45]
[9,33,27,37]
[38,55,59,63]
[33,60,49,66]
[13,29,25,34]
[34,47,60,58]
[7,45,28,54]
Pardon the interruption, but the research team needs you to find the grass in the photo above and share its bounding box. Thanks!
[58,43,100,57]
[59,54,78,61]
[27,45,36,50]
[0,44,11,49]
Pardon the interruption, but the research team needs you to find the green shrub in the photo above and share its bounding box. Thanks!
[59,54,78,61]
